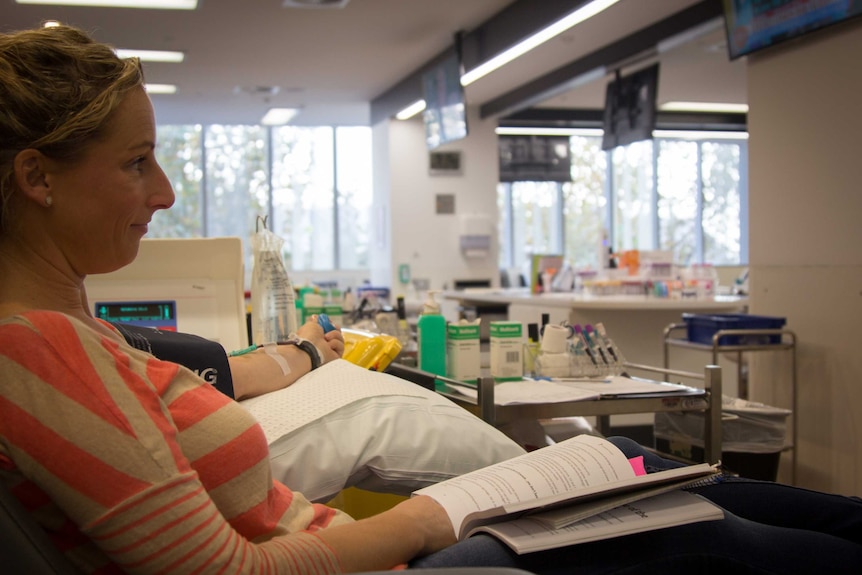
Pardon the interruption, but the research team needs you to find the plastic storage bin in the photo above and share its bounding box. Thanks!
[654,395,791,481]
[682,313,787,346]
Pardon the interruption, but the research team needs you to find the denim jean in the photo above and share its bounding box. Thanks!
[410,436,862,574]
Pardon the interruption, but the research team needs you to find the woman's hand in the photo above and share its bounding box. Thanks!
[314,495,457,572]
[391,495,459,557]
[296,315,344,363]
[230,316,344,400]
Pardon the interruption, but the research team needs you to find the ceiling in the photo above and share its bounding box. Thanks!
[1,0,747,126]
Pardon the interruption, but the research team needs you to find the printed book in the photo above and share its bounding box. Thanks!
[413,434,724,554]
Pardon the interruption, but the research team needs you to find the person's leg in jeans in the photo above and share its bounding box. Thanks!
[411,513,862,574]
[608,435,862,544]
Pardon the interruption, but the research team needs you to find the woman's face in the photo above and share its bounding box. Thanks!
[45,87,175,276]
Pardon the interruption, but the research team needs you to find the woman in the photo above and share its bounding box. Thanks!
[1,24,861,575]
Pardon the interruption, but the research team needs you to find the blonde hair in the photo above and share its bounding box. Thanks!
[0,25,144,235]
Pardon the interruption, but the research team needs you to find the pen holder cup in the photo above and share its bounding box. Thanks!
[522,342,541,378]
[535,351,604,379]
[534,347,627,379]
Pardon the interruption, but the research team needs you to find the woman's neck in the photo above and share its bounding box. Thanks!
[0,240,90,322]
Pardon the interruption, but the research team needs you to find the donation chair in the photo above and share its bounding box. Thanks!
[0,480,532,575]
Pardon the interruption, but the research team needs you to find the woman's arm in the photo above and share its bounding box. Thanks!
[229,315,345,400]
[317,495,458,572]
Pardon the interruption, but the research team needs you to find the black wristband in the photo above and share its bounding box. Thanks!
[283,337,323,370]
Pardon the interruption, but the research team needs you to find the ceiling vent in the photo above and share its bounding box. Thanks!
[283,0,351,8]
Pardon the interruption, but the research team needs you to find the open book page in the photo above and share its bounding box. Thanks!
[414,434,719,538]
[528,473,719,530]
[414,435,635,538]
[470,491,725,554]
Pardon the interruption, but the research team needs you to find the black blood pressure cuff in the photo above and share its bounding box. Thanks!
[112,323,236,399]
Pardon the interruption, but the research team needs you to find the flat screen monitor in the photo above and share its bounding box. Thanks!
[601,63,659,151]
[498,135,572,182]
[723,0,862,60]
[94,301,178,331]
[84,237,248,352]
[422,53,468,150]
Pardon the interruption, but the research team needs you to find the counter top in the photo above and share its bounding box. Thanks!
[442,289,748,311]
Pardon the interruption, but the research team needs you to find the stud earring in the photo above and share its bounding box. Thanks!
[45,196,53,207]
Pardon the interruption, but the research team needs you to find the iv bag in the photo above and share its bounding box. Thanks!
[250,217,298,344]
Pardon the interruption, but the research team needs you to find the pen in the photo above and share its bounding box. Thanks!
[594,322,624,365]
[575,324,607,365]
[584,324,612,365]
[573,330,598,366]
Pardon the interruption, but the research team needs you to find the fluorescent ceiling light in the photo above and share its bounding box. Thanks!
[653,130,748,140]
[495,126,603,137]
[661,101,749,114]
[396,100,426,120]
[116,49,185,63]
[16,0,198,8]
[144,83,177,94]
[461,0,620,86]
[261,108,301,125]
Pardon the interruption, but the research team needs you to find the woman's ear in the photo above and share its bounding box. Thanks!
[13,149,53,207]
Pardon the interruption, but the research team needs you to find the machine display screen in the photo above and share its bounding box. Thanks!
[94,301,178,331]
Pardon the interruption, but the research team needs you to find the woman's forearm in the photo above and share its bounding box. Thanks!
[228,344,313,400]
[229,317,345,400]
[314,496,457,572]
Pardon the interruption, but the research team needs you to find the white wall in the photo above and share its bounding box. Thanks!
[371,107,501,316]
[746,20,862,493]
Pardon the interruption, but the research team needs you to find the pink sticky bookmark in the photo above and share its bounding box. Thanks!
[628,456,647,476]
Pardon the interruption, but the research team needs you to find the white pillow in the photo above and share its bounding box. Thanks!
[239,359,526,503]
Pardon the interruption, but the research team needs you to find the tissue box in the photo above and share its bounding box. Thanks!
[447,320,481,383]
[490,321,523,381]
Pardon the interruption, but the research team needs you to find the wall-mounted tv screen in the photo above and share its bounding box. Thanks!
[723,0,862,60]
[601,63,659,151]
[498,135,572,182]
[422,52,468,150]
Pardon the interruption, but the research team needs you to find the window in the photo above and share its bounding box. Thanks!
[498,133,748,273]
[150,125,203,237]
[563,135,607,271]
[271,127,334,271]
[150,124,372,276]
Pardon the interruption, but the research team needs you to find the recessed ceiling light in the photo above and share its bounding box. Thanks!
[16,0,198,9]
[261,108,301,125]
[661,102,749,114]
[116,49,185,63]
[145,83,177,94]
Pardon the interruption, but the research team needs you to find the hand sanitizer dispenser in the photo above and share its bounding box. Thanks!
[417,291,446,377]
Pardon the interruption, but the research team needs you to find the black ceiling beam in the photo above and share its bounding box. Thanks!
[370,0,590,125]
[482,0,724,120]
[500,108,747,131]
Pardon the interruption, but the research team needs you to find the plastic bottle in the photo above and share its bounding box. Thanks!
[417,291,447,376]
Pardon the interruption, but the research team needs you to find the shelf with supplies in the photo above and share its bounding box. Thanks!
[662,322,797,484]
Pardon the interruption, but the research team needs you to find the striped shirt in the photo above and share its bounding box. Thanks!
[0,311,354,574]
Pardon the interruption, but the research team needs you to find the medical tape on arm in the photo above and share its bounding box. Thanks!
[262,342,291,376]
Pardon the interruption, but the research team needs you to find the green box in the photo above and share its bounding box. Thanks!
[489,321,523,381]
[447,320,481,383]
